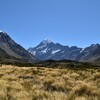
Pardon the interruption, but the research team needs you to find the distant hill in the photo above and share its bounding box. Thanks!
[28,39,100,65]
[0,31,38,64]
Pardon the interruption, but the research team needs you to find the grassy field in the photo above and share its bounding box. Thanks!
[0,65,100,100]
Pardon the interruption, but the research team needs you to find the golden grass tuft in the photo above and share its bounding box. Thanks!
[0,65,99,100]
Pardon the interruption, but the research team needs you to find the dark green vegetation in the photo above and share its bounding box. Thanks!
[0,59,99,69]
[35,60,100,69]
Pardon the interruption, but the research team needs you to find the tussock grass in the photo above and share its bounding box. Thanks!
[0,65,100,100]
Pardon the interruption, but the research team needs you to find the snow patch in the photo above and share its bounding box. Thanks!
[37,45,46,49]
[52,49,60,54]
[0,30,7,36]
[61,51,65,53]
[42,39,52,44]
[0,30,3,32]
[31,51,36,55]
[41,48,48,53]
[80,48,84,53]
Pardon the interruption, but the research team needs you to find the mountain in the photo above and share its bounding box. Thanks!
[76,44,100,64]
[0,31,38,63]
[28,39,82,61]
[28,39,100,65]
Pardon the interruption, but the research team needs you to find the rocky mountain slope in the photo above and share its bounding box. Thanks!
[0,31,38,63]
[28,39,82,60]
[28,39,100,65]
[76,44,100,64]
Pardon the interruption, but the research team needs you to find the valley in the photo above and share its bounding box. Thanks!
[0,0,100,100]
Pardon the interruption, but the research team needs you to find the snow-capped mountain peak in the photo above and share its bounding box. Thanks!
[41,39,53,44]
[0,30,4,32]
[91,44,100,47]
[28,39,100,64]
[0,31,7,36]
[28,39,82,60]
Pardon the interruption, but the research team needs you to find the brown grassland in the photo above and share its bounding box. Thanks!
[0,65,100,100]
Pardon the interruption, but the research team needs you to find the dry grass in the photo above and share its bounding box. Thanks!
[0,65,100,100]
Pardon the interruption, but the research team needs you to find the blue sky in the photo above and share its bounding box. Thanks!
[0,0,100,49]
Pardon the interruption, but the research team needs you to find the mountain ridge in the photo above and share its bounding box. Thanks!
[0,31,38,63]
[28,39,82,60]
[28,39,100,65]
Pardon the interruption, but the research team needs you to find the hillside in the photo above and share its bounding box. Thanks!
[0,31,38,63]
